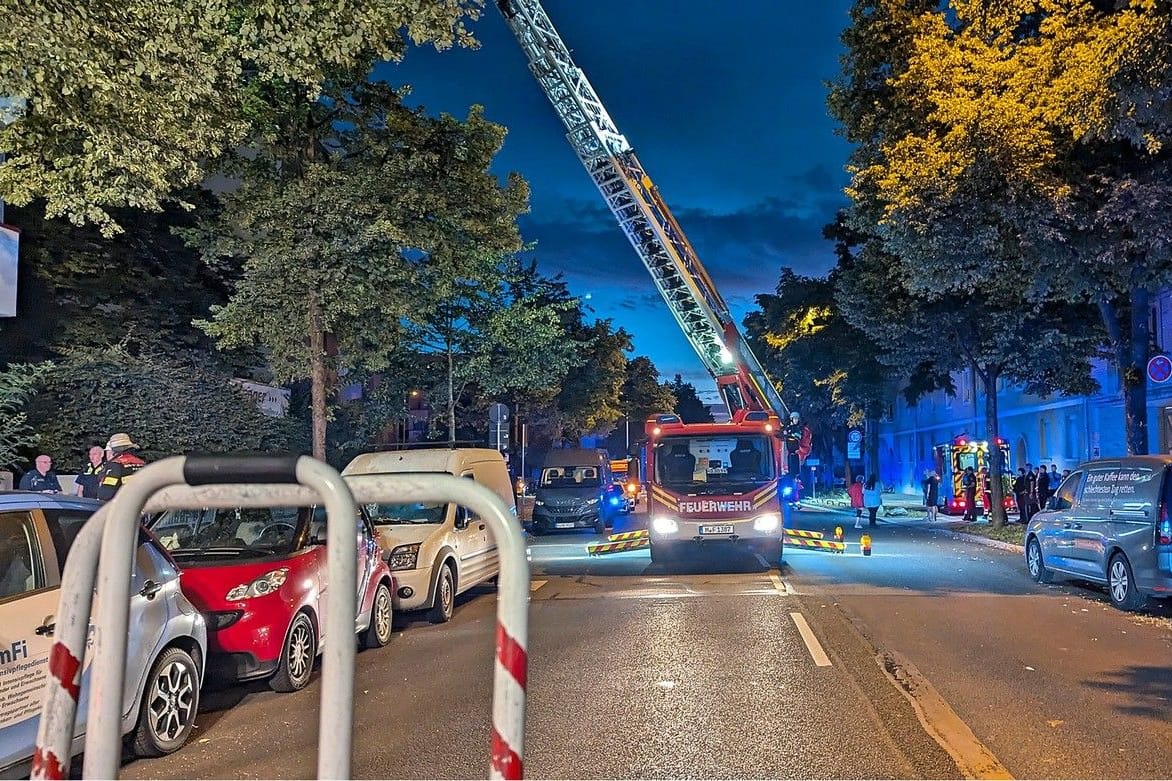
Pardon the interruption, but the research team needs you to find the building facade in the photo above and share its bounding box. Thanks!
[878,293,1172,495]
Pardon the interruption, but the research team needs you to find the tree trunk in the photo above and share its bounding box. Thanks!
[447,340,457,445]
[864,416,879,482]
[981,367,1007,528]
[841,428,853,488]
[308,293,327,461]
[1099,295,1150,455]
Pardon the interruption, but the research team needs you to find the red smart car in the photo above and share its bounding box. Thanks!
[149,505,393,692]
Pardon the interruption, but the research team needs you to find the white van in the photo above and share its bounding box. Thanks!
[341,448,516,623]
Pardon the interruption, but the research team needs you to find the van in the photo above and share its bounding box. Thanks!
[531,448,626,535]
[341,448,515,623]
[1024,456,1172,610]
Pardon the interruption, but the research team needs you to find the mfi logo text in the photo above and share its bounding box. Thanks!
[678,499,752,514]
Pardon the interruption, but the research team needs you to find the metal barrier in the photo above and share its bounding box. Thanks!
[33,457,530,780]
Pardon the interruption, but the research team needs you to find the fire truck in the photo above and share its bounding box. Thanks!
[935,434,1016,516]
[497,0,790,562]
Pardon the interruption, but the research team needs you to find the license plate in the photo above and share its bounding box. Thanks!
[555,522,575,529]
[700,524,734,535]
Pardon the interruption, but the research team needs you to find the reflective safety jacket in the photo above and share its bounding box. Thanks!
[95,451,146,501]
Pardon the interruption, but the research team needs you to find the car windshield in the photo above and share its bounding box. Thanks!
[364,501,447,525]
[655,435,776,494]
[540,465,601,488]
[150,507,305,557]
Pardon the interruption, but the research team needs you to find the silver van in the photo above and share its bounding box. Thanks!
[531,448,626,535]
[1024,456,1172,610]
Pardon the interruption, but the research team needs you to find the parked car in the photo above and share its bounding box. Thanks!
[148,504,393,692]
[341,447,515,623]
[531,448,626,534]
[1025,456,1172,611]
[1,492,206,777]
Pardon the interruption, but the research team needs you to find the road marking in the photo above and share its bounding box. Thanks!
[769,573,788,594]
[790,612,832,667]
[879,650,1013,779]
[530,580,547,592]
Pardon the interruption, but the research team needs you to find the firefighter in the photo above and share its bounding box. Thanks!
[95,433,146,501]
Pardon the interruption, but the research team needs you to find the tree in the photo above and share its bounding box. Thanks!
[189,83,528,459]
[745,256,893,484]
[552,320,631,441]
[847,1,1172,454]
[1,0,482,235]
[24,344,305,467]
[667,375,713,424]
[0,363,51,469]
[602,355,678,455]
[408,259,581,443]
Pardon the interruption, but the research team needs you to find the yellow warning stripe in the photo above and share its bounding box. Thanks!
[587,538,650,555]
[607,529,648,542]
[785,537,846,552]
[784,528,824,539]
[649,486,678,511]
[753,485,778,509]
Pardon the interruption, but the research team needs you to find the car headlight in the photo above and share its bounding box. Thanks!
[225,568,288,601]
[387,543,420,571]
[651,516,678,535]
[753,513,780,532]
[534,500,545,506]
[586,497,600,505]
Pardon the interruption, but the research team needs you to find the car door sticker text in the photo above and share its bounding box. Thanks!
[0,639,47,729]
[1083,469,1155,498]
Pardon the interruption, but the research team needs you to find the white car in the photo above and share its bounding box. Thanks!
[342,449,516,623]
[0,493,206,777]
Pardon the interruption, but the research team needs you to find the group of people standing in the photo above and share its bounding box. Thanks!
[1012,463,1070,524]
[17,433,146,501]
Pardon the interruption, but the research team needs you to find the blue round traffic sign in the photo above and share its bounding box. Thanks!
[1148,355,1172,383]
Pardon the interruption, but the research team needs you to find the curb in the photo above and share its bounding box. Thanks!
[800,501,1025,553]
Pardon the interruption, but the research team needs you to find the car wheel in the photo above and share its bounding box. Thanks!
[271,612,317,692]
[1026,538,1052,583]
[427,563,455,624]
[131,646,200,758]
[1108,552,1147,611]
[360,581,394,649]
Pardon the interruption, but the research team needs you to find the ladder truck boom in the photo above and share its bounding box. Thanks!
[495,0,788,419]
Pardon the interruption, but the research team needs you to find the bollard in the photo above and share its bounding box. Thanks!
[834,526,844,553]
[860,534,872,556]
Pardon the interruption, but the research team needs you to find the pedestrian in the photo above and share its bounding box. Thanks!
[925,470,940,522]
[95,433,146,501]
[1049,464,1060,489]
[1025,463,1037,518]
[847,475,865,529]
[921,470,931,507]
[960,466,977,522]
[1012,467,1030,524]
[73,445,106,499]
[1036,465,1052,510]
[19,454,62,493]
[1061,469,1071,482]
[863,475,883,527]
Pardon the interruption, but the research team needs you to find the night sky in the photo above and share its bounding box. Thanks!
[376,0,854,397]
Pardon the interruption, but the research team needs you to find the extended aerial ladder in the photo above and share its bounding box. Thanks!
[495,0,788,420]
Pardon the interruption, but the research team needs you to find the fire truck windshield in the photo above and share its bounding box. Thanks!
[654,435,776,493]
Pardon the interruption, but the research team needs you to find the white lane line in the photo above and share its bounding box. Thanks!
[769,573,787,594]
[790,612,832,667]
[530,580,547,592]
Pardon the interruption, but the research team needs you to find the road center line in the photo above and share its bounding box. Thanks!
[530,580,547,591]
[790,612,832,667]
[769,572,787,594]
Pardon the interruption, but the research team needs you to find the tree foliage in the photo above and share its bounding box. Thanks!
[0,363,52,469]
[25,344,306,468]
[666,375,713,424]
[1,0,484,235]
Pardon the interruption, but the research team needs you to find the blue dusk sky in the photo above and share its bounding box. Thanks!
[376,0,855,397]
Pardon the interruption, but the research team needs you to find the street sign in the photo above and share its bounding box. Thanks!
[847,429,862,460]
[488,402,509,423]
[1148,355,1172,384]
[805,457,820,466]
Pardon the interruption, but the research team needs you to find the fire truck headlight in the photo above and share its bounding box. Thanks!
[651,516,678,535]
[753,513,780,532]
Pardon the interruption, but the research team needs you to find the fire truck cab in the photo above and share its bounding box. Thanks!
[643,411,785,563]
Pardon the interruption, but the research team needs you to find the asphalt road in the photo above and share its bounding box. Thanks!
[119,505,1172,780]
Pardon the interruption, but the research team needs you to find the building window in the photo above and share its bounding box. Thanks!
[1064,414,1079,460]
